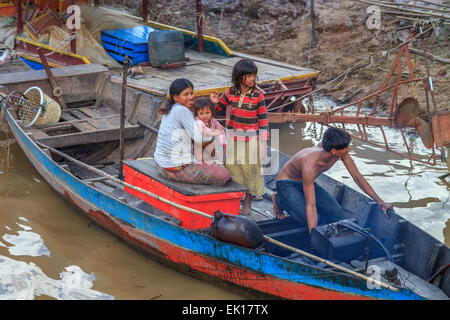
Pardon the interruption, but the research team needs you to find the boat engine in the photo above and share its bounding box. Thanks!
[310,219,368,263]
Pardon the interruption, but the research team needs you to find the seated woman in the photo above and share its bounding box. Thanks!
[154,78,231,186]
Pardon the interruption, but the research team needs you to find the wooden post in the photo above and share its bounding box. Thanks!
[69,0,76,54]
[308,0,316,65]
[196,0,204,52]
[37,47,68,109]
[119,57,130,181]
[142,0,148,23]
[16,0,23,35]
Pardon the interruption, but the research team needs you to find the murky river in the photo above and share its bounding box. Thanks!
[0,95,448,299]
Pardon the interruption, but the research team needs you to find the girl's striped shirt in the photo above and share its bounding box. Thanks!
[215,87,269,141]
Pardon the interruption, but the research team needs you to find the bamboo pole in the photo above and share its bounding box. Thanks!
[357,0,450,19]
[365,0,450,14]
[420,0,450,9]
[119,56,129,181]
[380,9,446,18]
[409,47,450,64]
[394,15,450,26]
[33,139,399,292]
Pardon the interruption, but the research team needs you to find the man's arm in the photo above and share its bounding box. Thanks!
[342,153,393,216]
[302,170,318,234]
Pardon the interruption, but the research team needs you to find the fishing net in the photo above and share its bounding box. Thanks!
[33,4,145,68]
[78,4,141,42]
[16,87,61,128]
[37,23,121,68]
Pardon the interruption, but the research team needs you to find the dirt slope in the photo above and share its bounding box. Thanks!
[100,0,449,115]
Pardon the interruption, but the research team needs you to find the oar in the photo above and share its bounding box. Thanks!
[34,140,399,292]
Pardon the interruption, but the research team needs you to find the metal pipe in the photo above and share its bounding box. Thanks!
[16,0,23,35]
[37,47,68,109]
[196,0,204,52]
[142,0,148,23]
[69,0,76,54]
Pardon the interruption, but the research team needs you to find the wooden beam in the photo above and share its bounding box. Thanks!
[36,126,144,148]
[128,93,144,124]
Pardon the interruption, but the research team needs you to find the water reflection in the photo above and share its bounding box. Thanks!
[0,255,114,300]
[0,216,113,300]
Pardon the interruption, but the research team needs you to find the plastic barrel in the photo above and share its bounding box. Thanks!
[148,29,185,67]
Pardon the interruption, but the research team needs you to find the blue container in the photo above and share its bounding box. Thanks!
[148,29,185,67]
[101,26,155,66]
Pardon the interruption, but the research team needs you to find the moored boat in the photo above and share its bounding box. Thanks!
[1,64,448,300]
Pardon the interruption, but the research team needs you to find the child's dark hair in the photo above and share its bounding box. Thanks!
[193,97,215,117]
[231,59,258,91]
[322,127,351,152]
[159,78,193,115]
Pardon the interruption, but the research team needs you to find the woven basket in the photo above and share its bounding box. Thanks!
[17,86,61,127]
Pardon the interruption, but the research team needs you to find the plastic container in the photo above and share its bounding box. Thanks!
[147,29,185,67]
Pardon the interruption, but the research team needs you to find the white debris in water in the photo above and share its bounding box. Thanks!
[16,223,32,231]
[0,256,114,300]
[2,231,50,257]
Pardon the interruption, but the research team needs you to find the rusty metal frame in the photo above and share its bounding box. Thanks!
[267,27,445,165]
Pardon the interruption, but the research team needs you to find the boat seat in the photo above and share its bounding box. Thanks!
[123,158,248,196]
[123,158,248,229]
[31,114,144,148]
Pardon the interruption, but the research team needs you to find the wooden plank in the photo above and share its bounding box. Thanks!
[78,106,101,118]
[95,73,111,107]
[0,63,108,86]
[39,122,75,132]
[87,115,122,130]
[71,121,97,132]
[59,112,77,121]
[128,93,144,125]
[37,125,144,148]
[28,128,49,139]
[69,109,89,119]
[233,50,318,73]
[36,114,120,130]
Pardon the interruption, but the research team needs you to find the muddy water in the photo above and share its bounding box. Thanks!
[0,96,449,299]
[0,142,244,300]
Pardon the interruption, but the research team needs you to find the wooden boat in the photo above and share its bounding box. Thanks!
[1,64,449,300]
[14,36,90,70]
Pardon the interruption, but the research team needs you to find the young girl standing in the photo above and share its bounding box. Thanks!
[210,59,269,215]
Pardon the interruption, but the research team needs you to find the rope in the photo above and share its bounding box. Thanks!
[34,140,398,292]
[43,33,77,57]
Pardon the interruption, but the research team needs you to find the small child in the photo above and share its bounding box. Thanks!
[193,97,226,162]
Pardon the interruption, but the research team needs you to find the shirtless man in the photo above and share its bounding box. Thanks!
[272,127,393,234]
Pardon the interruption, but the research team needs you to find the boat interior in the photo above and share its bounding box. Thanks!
[1,64,448,300]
